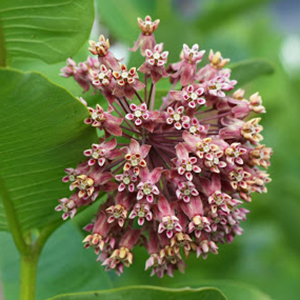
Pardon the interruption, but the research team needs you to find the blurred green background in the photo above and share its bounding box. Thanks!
[1,0,300,299]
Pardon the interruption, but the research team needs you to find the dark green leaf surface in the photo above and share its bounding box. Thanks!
[0,68,97,232]
[0,223,113,300]
[230,59,275,87]
[0,0,94,64]
[47,285,226,300]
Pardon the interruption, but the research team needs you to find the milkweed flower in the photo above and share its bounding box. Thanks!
[58,15,272,277]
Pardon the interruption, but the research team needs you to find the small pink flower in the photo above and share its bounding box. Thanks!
[241,118,264,143]
[115,171,138,193]
[171,84,205,109]
[225,142,247,165]
[249,92,266,114]
[123,139,151,175]
[136,167,162,203]
[209,49,230,69]
[113,64,145,100]
[83,138,121,167]
[171,44,205,86]
[206,69,237,97]
[89,35,120,70]
[129,203,153,225]
[126,103,151,127]
[249,144,272,168]
[130,15,160,56]
[185,117,206,136]
[70,174,95,199]
[176,181,199,203]
[173,143,201,181]
[157,196,182,238]
[166,106,190,130]
[228,167,252,191]
[84,104,123,137]
[102,227,140,275]
[196,238,218,259]
[55,197,77,220]
[139,43,169,82]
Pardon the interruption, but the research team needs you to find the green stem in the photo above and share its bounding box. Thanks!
[19,222,61,300]
[20,252,39,300]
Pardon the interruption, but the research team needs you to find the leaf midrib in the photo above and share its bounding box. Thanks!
[0,16,6,66]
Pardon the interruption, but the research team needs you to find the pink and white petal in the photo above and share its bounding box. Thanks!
[118,183,126,192]
[193,165,201,173]
[62,213,69,220]
[126,113,135,120]
[158,223,165,234]
[138,218,145,226]
[235,157,243,165]
[128,183,135,192]
[166,230,173,239]
[83,149,93,156]
[145,212,153,221]
[185,172,193,181]
[88,159,96,166]
[140,103,147,111]
[55,205,62,211]
[137,190,144,200]
[107,215,115,224]
[146,195,154,203]
[98,157,106,166]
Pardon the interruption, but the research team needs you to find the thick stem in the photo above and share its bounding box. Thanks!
[20,252,39,300]
[19,222,61,300]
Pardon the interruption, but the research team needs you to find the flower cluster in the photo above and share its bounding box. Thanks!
[57,15,272,277]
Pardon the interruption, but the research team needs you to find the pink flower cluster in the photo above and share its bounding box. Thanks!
[57,16,272,277]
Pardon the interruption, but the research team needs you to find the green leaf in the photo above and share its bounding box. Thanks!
[230,59,275,87]
[0,0,94,65]
[0,222,113,300]
[180,281,271,300]
[47,285,226,300]
[0,68,97,233]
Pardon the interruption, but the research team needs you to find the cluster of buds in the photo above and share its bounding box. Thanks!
[57,15,272,277]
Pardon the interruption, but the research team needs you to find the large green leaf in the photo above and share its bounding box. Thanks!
[0,0,94,65]
[0,222,113,300]
[47,285,226,300]
[0,68,97,232]
[230,59,275,87]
